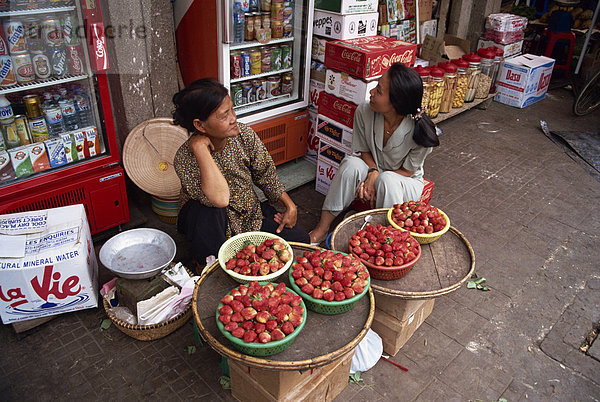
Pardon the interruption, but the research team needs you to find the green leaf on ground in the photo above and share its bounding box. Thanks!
[474,277,486,285]
[349,371,363,384]
[467,273,491,291]
[467,281,476,289]
[218,375,231,389]
[100,318,111,331]
[186,345,197,355]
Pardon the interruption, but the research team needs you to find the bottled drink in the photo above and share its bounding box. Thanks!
[0,95,20,149]
[73,86,92,127]
[23,94,50,142]
[58,88,79,130]
[233,2,245,44]
[43,92,65,137]
[0,94,13,122]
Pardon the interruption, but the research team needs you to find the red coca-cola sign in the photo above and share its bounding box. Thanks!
[325,36,417,79]
[318,92,357,128]
[90,22,108,71]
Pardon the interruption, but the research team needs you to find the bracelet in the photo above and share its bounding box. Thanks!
[367,168,378,174]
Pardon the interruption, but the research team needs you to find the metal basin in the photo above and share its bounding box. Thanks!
[99,228,176,279]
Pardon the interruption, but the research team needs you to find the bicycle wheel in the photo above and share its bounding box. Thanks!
[573,68,600,116]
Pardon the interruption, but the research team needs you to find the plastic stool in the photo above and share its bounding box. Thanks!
[541,28,575,78]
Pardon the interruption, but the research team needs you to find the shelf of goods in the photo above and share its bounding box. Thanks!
[431,93,496,125]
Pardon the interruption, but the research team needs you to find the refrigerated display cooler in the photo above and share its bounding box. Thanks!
[0,0,129,234]
[174,0,314,165]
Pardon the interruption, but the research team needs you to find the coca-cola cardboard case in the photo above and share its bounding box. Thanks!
[325,36,417,79]
[318,92,357,129]
[0,205,98,324]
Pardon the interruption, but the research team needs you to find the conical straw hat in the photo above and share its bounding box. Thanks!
[122,118,189,197]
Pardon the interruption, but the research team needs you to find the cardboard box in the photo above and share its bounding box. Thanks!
[404,0,433,21]
[318,138,354,168]
[485,13,528,32]
[313,10,379,40]
[374,293,429,320]
[317,114,353,152]
[0,150,16,182]
[318,91,357,129]
[371,298,435,356]
[420,34,470,65]
[229,350,353,401]
[325,68,378,105]
[420,19,437,40]
[0,205,98,324]
[309,75,326,110]
[325,35,417,79]
[477,38,523,59]
[312,35,329,62]
[305,108,319,165]
[316,156,339,195]
[419,178,434,204]
[315,0,378,14]
[494,54,555,108]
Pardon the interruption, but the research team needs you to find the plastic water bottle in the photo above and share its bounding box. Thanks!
[43,92,65,137]
[0,95,13,123]
[58,88,80,131]
[74,87,92,127]
[233,2,245,44]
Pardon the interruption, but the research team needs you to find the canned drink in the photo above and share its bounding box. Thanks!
[260,47,271,73]
[244,13,254,41]
[283,4,293,19]
[283,23,292,38]
[61,13,78,46]
[281,72,292,94]
[270,46,281,70]
[22,17,43,52]
[240,51,251,77]
[255,78,267,100]
[31,50,51,79]
[261,12,271,29]
[42,17,63,48]
[0,23,9,56]
[253,12,262,30]
[230,84,243,106]
[267,75,281,97]
[12,53,35,84]
[230,51,242,79]
[67,45,83,74]
[281,44,291,69]
[261,0,271,12]
[23,95,43,119]
[271,20,283,39]
[50,46,67,78]
[14,115,31,145]
[252,79,263,100]
[271,2,283,20]
[241,81,252,104]
[0,56,17,87]
[249,48,261,75]
[4,21,27,54]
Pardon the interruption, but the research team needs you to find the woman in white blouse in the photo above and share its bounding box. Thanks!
[310,62,439,245]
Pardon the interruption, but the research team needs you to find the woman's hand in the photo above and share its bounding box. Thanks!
[189,133,214,154]
[356,171,379,208]
[274,192,298,233]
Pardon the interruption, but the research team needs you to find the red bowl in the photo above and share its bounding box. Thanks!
[351,242,421,281]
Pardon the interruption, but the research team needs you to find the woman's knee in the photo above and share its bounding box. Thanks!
[337,156,367,178]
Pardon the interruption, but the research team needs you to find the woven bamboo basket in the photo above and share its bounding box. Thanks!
[102,266,193,341]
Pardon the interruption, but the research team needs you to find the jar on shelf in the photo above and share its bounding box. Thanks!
[490,46,504,93]
[426,67,445,118]
[451,58,469,108]
[475,47,495,99]
[438,61,457,114]
[415,66,431,112]
[462,53,481,103]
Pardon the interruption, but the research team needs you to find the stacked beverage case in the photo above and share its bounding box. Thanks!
[230,0,294,108]
[0,1,99,183]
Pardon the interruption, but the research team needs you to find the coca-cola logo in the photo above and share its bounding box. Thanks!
[70,47,82,72]
[381,49,415,68]
[341,49,362,62]
[333,100,352,115]
[92,23,108,70]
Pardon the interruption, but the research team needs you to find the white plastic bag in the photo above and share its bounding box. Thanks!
[137,286,180,325]
[350,329,383,374]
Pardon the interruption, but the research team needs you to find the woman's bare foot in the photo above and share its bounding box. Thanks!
[310,210,337,245]
[309,228,328,245]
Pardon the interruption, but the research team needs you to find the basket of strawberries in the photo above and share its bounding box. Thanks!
[218,232,294,284]
[387,201,450,244]
[348,223,421,281]
[216,281,307,357]
[288,249,370,315]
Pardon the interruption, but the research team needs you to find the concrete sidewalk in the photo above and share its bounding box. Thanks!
[1,87,599,401]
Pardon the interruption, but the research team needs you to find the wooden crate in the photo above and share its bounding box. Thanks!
[371,298,435,356]
[229,350,354,401]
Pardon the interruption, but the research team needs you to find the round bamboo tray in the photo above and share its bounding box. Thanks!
[331,209,475,299]
[193,242,375,371]
[102,266,194,341]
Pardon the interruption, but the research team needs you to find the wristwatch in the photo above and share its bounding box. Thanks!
[367,168,378,174]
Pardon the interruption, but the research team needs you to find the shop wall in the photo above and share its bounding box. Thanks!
[446,0,502,52]
[102,0,180,146]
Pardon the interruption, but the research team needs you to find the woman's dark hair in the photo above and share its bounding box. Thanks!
[172,78,229,132]
[387,63,439,148]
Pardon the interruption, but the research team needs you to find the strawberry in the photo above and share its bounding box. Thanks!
[323,270,333,281]
[334,291,346,301]
[231,327,245,339]
[255,311,270,323]
[310,275,322,287]
[275,283,287,293]
[301,283,314,295]
[344,288,355,299]
[271,328,285,341]
[258,332,271,343]
[254,323,266,334]
[320,280,331,290]
[340,277,352,288]
[280,293,293,305]
[218,314,231,325]
[295,277,308,287]
[291,295,303,306]
[219,305,233,316]
[331,281,343,292]
[241,295,252,307]
[323,289,335,302]
[259,263,270,275]
[312,288,324,299]
[266,319,278,332]
[278,249,292,262]
[243,330,257,343]
[231,312,244,322]
[242,320,254,330]
[351,283,364,294]
[264,239,274,247]
[224,322,238,332]
[281,321,295,335]
[261,249,276,260]
[292,268,303,279]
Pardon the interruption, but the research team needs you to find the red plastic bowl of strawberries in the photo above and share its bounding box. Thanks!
[348,223,421,281]
[216,281,307,356]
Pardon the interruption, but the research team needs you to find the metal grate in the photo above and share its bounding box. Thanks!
[256,123,286,141]
[4,187,89,216]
